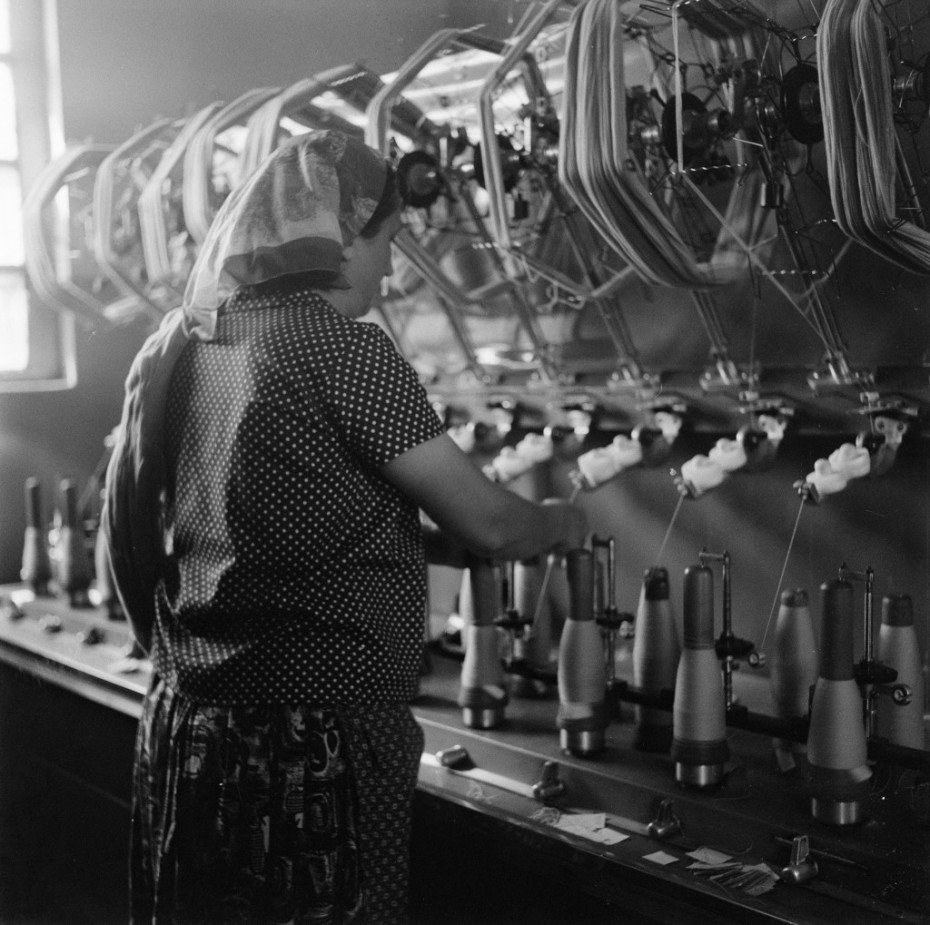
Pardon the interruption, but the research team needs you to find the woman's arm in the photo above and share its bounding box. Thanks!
[382,433,587,562]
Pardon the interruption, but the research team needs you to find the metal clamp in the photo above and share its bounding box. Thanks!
[436,745,470,768]
[779,834,818,884]
[532,760,566,803]
[888,682,913,707]
[647,798,682,841]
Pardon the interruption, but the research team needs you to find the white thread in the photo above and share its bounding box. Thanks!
[818,0,930,273]
[559,0,721,288]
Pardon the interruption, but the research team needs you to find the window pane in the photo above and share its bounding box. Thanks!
[0,1,9,55]
[0,62,16,159]
[0,270,28,371]
[0,163,22,264]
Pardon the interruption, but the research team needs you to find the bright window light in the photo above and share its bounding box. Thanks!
[0,270,28,371]
[0,2,8,54]
[0,0,29,375]
[0,63,17,159]
[0,164,24,265]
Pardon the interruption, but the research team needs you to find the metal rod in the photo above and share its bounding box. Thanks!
[700,548,734,710]
[838,563,875,663]
[531,482,582,625]
[838,562,877,735]
[593,534,619,685]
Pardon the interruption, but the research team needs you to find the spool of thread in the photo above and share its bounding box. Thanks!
[769,588,819,772]
[491,446,534,483]
[56,479,92,607]
[576,447,622,489]
[557,548,609,756]
[805,459,848,496]
[672,565,729,789]
[708,437,747,474]
[807,579,871,826]
[679,454,726,495]
[632,566,680,753]
[828,442,870,480]
[876,594,925,750]
[511,556,552,698]
[458,558,507,728]
[20,477,52,595]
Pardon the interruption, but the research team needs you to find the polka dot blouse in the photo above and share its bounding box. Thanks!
[153,286,445,706]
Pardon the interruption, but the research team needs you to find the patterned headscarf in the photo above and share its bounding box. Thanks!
[184,129,389,339]
[103,130,390,647]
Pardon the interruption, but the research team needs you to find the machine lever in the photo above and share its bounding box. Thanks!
[646,797,682,840]
[779,834,818,884]
[888,682,913,706]
[436,745,470,768]
[532,760,566,803]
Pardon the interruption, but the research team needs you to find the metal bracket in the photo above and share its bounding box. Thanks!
[647,798,682,841]
[779,834,819,884]
[532,760,566,802]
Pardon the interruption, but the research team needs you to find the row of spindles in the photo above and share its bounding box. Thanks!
[450,548,925,827]
[20,476,118,614]
[19,469,927,826]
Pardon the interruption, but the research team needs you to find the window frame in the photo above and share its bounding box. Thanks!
[0,0,76,393]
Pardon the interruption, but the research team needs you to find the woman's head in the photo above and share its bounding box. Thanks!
[182,129,402,337]
[318,159,404,319]
[325,182,404,319]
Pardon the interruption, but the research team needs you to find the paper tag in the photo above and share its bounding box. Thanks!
[687,847,732,865]
[643,850,678,866]
[592,828,629,845]
[555,812,605,831]
[551,812,630,846]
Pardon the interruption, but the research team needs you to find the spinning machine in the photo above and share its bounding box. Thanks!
[8,1,930,922]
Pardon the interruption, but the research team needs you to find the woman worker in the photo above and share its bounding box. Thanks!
[103,129,587,925]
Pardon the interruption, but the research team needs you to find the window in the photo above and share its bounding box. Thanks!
[0,0,74,391]
[0,0,26,373]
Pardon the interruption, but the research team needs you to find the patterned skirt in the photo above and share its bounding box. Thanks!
[130,676,424,925]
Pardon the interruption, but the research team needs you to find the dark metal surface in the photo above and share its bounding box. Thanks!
[414,653,930,924]
[1,587,928,924]
[0,587,145,716]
